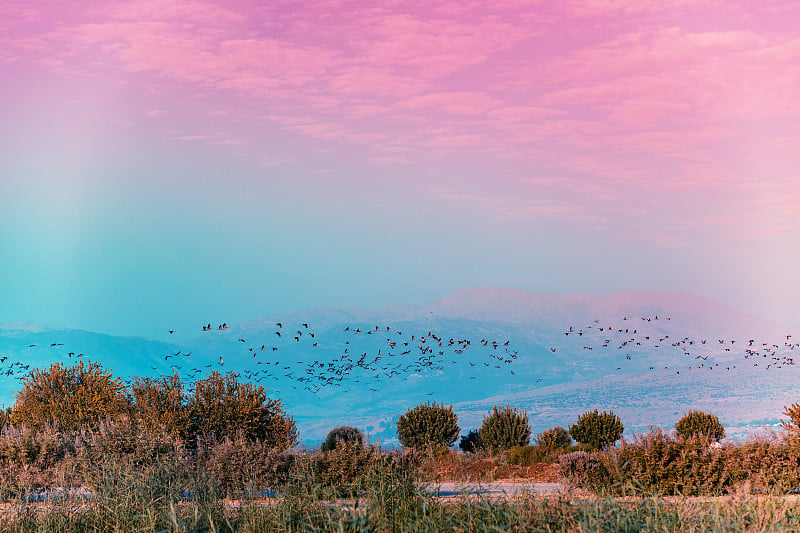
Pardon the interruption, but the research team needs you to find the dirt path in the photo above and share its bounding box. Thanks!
[422,481,566,497]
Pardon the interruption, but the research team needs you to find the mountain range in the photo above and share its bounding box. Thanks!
[1,288,797,446]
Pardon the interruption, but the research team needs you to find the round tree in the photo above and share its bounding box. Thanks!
[188,371,297,449]
[675,410,725,441]
[396,401,460,450]
[569,409,624,450]
[478,404,531,452]
[11,360,129,430]
[321,425,364,452]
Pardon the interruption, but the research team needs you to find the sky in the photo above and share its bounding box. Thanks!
[1,0,799,341]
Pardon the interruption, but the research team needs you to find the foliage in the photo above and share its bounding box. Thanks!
[478,405,531,452]
[306,442,379,496]
[675,410,725,441]
[459,429,482,453]
[783,403,800,437]
[609,428,731,495]
[0,407,12,429]
[196,435,297,498]
[507,445,544,466]
[187,371,298,449]
[556,450,611,490]
[535,426,572,453]
[11,360,128,431]
[396,401,460,450]
[321,426,364,452]
[129,373,189,441]
[569,409,624,450]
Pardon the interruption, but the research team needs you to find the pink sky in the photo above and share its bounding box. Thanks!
[1,0,798,337]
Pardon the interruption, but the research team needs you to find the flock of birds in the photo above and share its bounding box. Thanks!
[1,313,798,399]
[555,314,798,375]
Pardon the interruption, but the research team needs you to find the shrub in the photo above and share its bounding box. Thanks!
[535,426,572,453]
[130,373,189,441]
[783,403,800,437]
[309,442,379,496]
[508,445,544,466]
[11,360,129,430]
[612,428,732,496]
[187,371,297,449]
[675,410,725,441]
[478,405,531,452]
[556,450,610,489]
[459,429,482,453]
[396,401,459,450]
[321,426,364,452]
[570,409,624,450]
[196,435,296,498]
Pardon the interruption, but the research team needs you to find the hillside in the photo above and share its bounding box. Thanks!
[1,288,797,445]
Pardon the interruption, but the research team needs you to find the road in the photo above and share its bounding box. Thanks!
[421,482,565,497]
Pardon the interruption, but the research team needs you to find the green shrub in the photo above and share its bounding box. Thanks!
[478,405,531,453]
[556,450,611,490]
[675,410,725,441]
[196,435,296,498]
[309,442,379,496]
[570,409,624,450]
[611,428,731,496]
[508,445,544,466]
[11,360,129,431]
[129,373,189,441]
[321,426,364,452]
[459,429,482,453]
[535,426,572,453]
[396,401,460,450]
[187,371,298,449]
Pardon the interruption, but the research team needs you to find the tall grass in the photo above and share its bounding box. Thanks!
[6,422,800,531]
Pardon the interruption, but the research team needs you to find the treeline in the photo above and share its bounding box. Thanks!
[2,360,297,449]
[4,360,800,499]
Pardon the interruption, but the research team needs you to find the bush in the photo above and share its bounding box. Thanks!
[570,409,624,450]
[783,403,800,437]
[507,445,544,466]
[196,435,296,498]
[478,405,531,453]
[321,426,364,452]
[612,428,732,496]
[535,426,572,453]
[309,442,379,496]
[11,360,129,431]
[130,373,189,441]
[188,371,297,449]
[556,450,610,489]
[675,410,725,441]
[459,429,482,453]
[396,401,460,450]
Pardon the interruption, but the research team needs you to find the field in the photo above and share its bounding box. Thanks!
[4,427,800,532]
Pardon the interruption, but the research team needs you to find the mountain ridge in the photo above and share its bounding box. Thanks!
[1,288,797,445]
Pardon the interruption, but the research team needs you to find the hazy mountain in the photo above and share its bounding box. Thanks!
[1,288,797,446]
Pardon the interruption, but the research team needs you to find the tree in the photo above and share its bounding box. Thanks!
[675,410,725,441]
[12,360,129,430]
[569,409,624,449]
[478,405,531,452]
[321,426,364,452]
[396,401,460,450]
[130,373,189,440]
[784,403,800,437]
[188,371,297,449]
